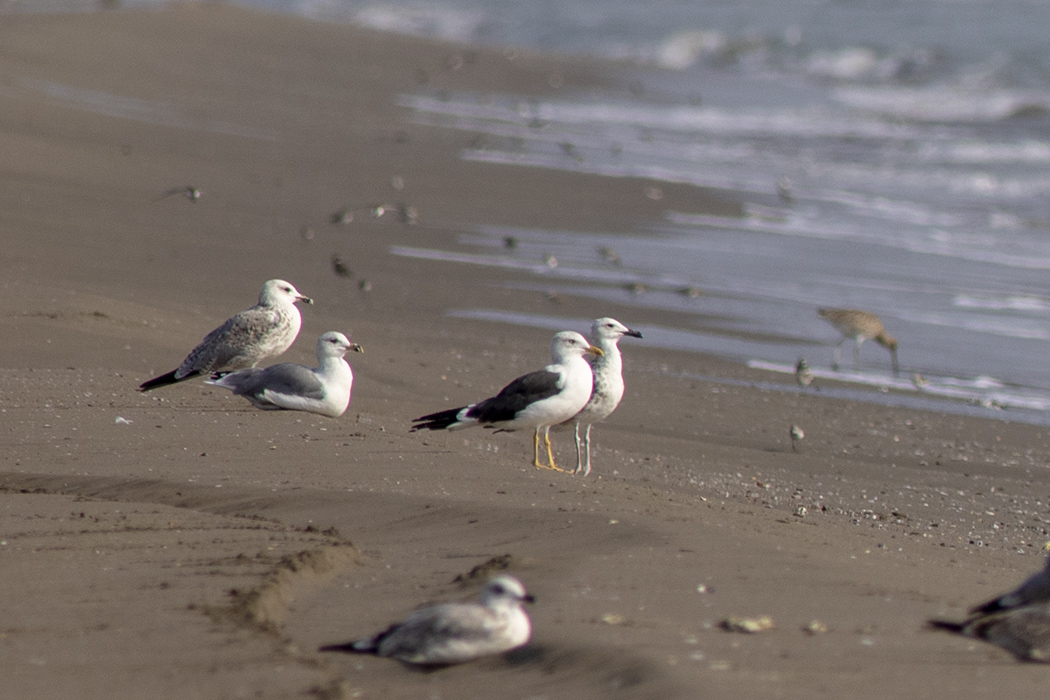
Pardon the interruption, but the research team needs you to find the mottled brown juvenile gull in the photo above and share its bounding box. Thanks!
[559,317,642,476]
[411,331,602,472]
[929,553,1050,662]
[205,331,361,417]
[138,279,312,391]
[319,575,534,666]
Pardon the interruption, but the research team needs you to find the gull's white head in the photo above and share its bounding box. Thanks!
[550,331,603,362]
[317,331,363,358]
[590,317,643,343]
[480,575,535,606]
[260,279,313,306]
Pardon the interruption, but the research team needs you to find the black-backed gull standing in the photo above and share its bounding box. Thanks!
[411,331,602,471]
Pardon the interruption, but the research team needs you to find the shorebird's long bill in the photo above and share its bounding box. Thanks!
[587,345,604,357]
[626,329,643,339]
[299,295,314,304]
[351,344,364,353]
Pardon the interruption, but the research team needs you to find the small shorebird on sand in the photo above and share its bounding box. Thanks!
[795,358,814,388]
[817,308,899,376]
[789,424,804,452]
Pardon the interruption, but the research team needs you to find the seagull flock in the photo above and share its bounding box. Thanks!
[140,279,643,476]
[139,280,1041,668]
[136,281,644,663]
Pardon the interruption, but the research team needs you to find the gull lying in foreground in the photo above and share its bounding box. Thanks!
[206,331,362,417]
[319,575,534,666]
[139,279,312,391]
[411,331,602,471]
[929,553,1050,662]
[559,317,642,476]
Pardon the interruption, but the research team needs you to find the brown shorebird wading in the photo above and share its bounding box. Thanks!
[817,308,898,376]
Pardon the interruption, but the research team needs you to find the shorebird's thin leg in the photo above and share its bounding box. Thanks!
[532,428,544,468]
[854,338,864,369]
[832,339,845,371]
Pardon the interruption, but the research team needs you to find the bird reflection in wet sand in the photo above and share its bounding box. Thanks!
[156,186,201,203]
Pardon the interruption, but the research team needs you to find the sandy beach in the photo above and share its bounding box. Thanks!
[5,5,1050,698]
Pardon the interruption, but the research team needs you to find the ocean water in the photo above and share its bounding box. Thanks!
[18,0,1050,421]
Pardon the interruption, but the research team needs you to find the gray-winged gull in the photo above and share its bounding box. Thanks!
[559,317,642,476]
[929,552,1050,662]
[139,279,312,391]
[319,575,534,666]
[411,331,602,472]
[205,331,362,417]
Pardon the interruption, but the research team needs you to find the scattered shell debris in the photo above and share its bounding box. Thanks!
[720,615,774,633]
[803,620,829,635]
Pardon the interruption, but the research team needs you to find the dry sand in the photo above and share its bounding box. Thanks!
[4,5,1050,698]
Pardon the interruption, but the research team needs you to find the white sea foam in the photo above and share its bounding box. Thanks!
[352,4,484,40]
[835,85,1050,123]
[953,295,1050,313]
[654,31,729,69]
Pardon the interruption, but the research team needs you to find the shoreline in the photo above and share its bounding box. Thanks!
[3,5,1050,699]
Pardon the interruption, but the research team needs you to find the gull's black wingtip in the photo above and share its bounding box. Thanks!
[139,369,205,392]
[410,407,465,432]
[138,369,182,392]
[320,641,363,653]
[320,639,378,655]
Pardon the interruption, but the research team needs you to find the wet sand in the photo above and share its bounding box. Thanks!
[3,5,1050,698]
